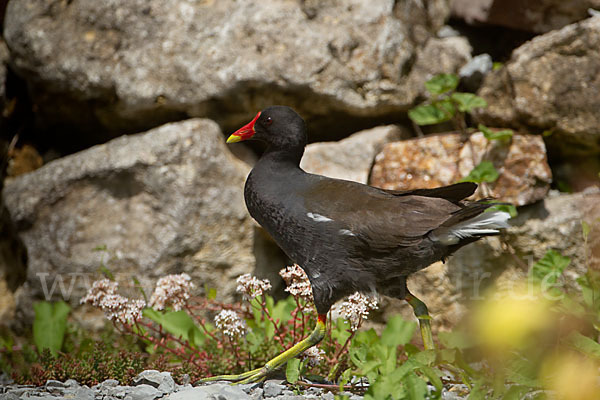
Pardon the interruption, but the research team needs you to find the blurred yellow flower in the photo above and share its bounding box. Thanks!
[473,284,553,351]
[541,352,600,400]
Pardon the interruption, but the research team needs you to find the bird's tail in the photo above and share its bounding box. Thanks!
[431,207,511,246]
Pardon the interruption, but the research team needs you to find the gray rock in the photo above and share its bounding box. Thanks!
[0,39,7,110]
[99,379,120,389]
[459,54,493,92]
[451,0,600,33]
[63,379,80,388]
[64,386,94,400]
[167,384,251,400]
[4,0,461,143]
[126,384,162,400]
[300,125,406,184]
[133,370,175,394]
[475,16,600,156]
[263,379,285,397]
[3,119,254,324]
[0,393,20,400]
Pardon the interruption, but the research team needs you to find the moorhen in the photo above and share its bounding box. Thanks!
[208,106,510,383]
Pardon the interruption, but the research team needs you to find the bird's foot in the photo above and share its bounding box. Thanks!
[199,314,327,385]
[197,367,265,384]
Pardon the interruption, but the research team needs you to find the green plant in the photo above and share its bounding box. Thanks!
[409,74,516,186]
[33,300,71,356]
[408,74,487,132]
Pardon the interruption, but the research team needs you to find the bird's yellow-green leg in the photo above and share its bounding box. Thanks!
[200,314,327,384]
[405,292,435,350]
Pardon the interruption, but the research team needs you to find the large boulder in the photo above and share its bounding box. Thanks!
[385,189,600,333]
[475,16,600,156]
[3,119,257,325]
[3,0,467,146]
[369,131,552,206]
[451,0,600,33]
[300,125,406,183]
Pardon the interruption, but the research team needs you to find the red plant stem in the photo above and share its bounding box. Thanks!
[258,295,285,343]
[184,305,220,342]
[131,321,205,369]
[226,336,244,369]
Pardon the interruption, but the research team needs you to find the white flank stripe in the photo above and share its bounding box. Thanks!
[339,229,356,236]
[307,212,333,222]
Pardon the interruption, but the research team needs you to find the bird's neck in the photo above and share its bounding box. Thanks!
[260,145,305,169]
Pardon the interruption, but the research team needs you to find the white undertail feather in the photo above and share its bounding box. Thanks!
[432,210,511,245]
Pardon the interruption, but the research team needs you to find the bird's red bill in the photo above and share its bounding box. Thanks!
[226,112,261,143]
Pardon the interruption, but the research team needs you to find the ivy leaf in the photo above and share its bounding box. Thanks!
[33,301,71,356]
[425,73,459,95]
[479,124,513,142]
[529,250,571,287]
[460,161,500,183]
[408,104,452,126]
[451,92,488,113]
[285,357,302,384]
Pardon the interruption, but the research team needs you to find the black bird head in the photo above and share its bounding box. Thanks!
[227,106,307,150]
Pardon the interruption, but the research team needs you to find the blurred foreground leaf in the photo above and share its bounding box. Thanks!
[33,301,71,356]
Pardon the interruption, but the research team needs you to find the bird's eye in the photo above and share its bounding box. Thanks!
[265,117,273,126]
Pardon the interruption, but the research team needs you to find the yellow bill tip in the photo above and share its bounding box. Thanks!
[226,134,242,144]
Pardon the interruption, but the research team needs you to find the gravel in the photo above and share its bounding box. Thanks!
[0,370,471,399]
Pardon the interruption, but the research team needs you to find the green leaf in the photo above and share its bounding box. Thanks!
[332,318,352,346]
[460,161,500,183]
[502,385,531,400]
[405,372,428,400]
[485,203,518,218]
[285,357,301,383]
[204,284,217,301]
[451,92,488,113]
[435,98,457,118]
[425,74,459,95]
[408,104,452,126]
[92,244,108,251]
[493,62,503,71]
[418,364,444,392]
[33,301,71,356]
[143,309,206,347]
[505,355,540,387]
[567,331,600,360]
[529,250,571,287]
[381,315,417,348]
[478,124,514,142]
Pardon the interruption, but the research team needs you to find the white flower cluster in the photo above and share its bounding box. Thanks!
[279,264,314,304]
[80,279,145,324]
[302,346,325,367]
[236,273,272,300]
[339,292,379,332]
[214,309,247,339]
[149,273,195,311]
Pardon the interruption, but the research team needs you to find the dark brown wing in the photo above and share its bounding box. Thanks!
[383,182,477,203]
[301,178,464,249]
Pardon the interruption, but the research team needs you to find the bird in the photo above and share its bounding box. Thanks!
[205,105,511,384]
